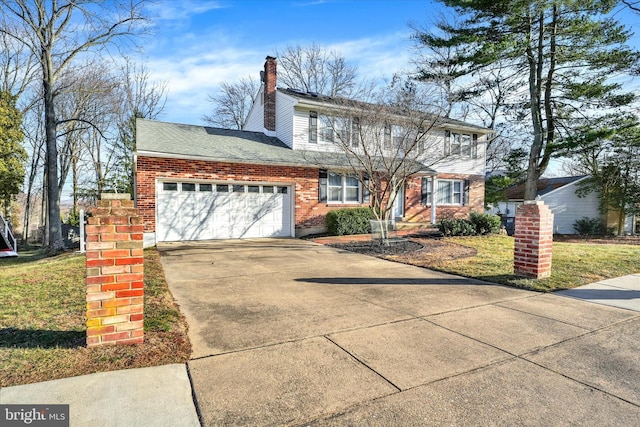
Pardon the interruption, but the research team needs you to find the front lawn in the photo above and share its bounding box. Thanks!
[0,248,191,387]
[388,235,640,292]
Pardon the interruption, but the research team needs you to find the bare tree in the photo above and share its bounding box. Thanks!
[0,0,147,252]
[302,81,450,234]
[203,77,258,130]
[20,101,45,242]
[0,29,36,100]
[277,44,358,97]
[111,57,167,194]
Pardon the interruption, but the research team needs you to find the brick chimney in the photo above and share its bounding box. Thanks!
[263,56,277,132]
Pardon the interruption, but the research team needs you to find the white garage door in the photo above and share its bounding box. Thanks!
[156,181,292,242]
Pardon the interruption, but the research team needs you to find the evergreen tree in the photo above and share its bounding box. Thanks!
[414,0,639,200]
[0,90,26,214]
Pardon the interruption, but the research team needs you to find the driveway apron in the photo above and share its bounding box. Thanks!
[158,238,640,426]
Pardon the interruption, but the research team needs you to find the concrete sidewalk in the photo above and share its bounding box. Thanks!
[0,364,200,427]
[557,273,640,312]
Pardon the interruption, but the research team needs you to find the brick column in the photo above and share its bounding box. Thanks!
[85,194,144,347]
[514,201,554,279]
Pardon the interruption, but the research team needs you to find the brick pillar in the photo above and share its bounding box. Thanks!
[85,194,144,347]
[514,201,554,279]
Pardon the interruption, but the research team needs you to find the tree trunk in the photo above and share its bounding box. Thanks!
[43,72,64,252]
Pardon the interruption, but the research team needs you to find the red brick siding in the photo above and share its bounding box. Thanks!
[137,157,486,235]
[404,174,485,222]
[136,156,372,235]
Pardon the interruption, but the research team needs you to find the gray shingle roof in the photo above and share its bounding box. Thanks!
[135,119,435,174]
[505,175,588,200]
[279,88,490,132]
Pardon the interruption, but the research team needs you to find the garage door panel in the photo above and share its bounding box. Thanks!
[157,181,291,242]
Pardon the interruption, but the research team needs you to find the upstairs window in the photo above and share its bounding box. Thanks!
[320,115,334,142]
[444,130,479,158]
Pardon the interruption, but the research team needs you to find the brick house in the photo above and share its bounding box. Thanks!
[135,57,490,246]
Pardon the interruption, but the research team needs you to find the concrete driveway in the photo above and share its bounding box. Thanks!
[158,238,640,426]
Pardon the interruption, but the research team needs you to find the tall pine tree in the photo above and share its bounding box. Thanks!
[414,1,639,200]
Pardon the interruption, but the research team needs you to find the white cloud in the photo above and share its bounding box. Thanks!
[146,25,418,124]
[145,1,227,22]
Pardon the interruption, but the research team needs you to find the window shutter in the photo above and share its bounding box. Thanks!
[363,174,370,203]
[319,169,327,202]
[444,130,451,155]
[421,177,429,205]
[472,134,478,158]
[309,111,318,143]
[463,179,470,206]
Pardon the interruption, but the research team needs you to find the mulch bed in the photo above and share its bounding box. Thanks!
[327,237,477,265]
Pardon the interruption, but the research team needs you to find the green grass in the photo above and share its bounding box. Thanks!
[0,249,191,387]
[423,235,640,292]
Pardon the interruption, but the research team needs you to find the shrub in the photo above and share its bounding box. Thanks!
[470,212,502,235]
[326,207,376,236]
[438,218,476,237]
[573,217,604,235]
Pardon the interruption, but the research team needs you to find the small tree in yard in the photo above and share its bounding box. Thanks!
[572,118,640,235]
[303,80,449,238]
[0,90,27,217]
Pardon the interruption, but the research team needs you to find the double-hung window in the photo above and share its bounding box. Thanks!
[323,171,361,203]
[444,130,478,158]
[422,178,468,206]
[320,115,334,142]
[328,173,360,203]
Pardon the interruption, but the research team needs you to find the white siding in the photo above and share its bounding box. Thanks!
[291,107,342,152]
[243,86,265,132]
[428,130,486,175]
[541,181,600,234]
[275,91,297,148]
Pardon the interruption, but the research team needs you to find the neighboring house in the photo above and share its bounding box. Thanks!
[488,175,637,234]
[135,56,491,246]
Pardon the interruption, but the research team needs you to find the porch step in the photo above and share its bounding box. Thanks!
[395,221,442,237]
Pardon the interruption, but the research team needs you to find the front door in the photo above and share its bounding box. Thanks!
[393,183,405,220]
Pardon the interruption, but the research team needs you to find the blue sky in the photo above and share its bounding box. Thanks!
[142,0,443,124]
[141,0,640,128]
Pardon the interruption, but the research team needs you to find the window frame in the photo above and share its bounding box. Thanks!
[444,130,479,158]
[326,172,362,204]
[423,178,466,206]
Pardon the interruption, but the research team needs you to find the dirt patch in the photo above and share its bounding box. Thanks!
[328,237,477,266]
